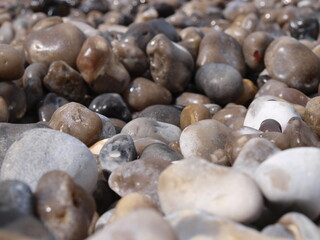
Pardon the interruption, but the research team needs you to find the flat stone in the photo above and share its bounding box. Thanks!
[0,128,98,193]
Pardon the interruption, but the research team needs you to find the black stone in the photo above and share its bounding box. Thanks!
[289,16,319,40]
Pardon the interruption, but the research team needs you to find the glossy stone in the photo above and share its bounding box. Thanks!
[88,209,177,240]
[213,103,247,126]
[121,117,181,144]
[49,102,102,146]
[195,63,243,105]
[0,128,98,193]
[255,79,288,98]
[76,35,130,94]
[0,97,9,122]
[179,119,231,164]
[254,147,320,219]
[123,77,172,111]
[197,30,246,76]
[22,63,47,111]
[133,137,165,156]
[175,92,211,106]
[38,93,68,122]
[89,93,132,122]
[147,33,194,93]
[24,23,86,67]
[278,87,309,106]
[289,16,319,40]
[304,96,320,137]
[234,79,257,106]
[109,157,171,205]
[0,44,24,81]
[137,105,181,127]
[99,134,137,173]
[43,61,86,102]
[264,37,320,93]
[36,170,95,240]
[0,82,27,122]
[180,104,211,129]
[158,158,263,223]
[140,143,183,162]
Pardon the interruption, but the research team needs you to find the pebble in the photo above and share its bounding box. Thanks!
[196,30,246,76]
[213,103,247,126]
[121,117,181,144]
[304,96,320,137]
[43,60,87,102]
[109,157,171,205]
[195,63,244,105]
[38,93,68,122]
[180,103,211,129]
[264,36,320,93]
[97,114,117,140]
[36,170,96,240]
[0,128,98,193]
[244,96,301,132]
[133,137,166,156]
[137,104,181,127]
[179,119,231,164]
[99,134,137,173]
[76,35,130,94]
[88,209,177,240]
[140,143,183,162]
[0,97,9,122]
[24,23,86,67]
[165,209,283,240]
[158,158,263,223]
[175,92,211,106]
[0,44,24,81]
[147,33,194,93]
[123,77,172,111]
[233,138,280,176]
[259,119,282,133]
[49,102,102,146]
[234,78,258,106]
[89,93,132,123]
[254,147,320,220]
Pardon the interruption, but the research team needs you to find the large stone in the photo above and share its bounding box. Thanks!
[158,158,263,223]
[254,147,320,220]
[0,128,98,193]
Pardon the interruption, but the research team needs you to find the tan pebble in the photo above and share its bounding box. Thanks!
[90,139,109,155]
[180,104,211,129]
[235,79,257,106]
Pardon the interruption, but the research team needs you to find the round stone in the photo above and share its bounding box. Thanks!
[0,44,24,81]
[304,96,320,137]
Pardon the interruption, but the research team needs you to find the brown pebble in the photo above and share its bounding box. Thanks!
[76,35,130,94]
[224,25,250,46]
[134,137,166,156]
[234,79,257,106]
[304,96,320,137]
[213,103,247,126]
[0,44,24,81]
[0,96,9,122]
[123,77,172,111]
[277,87,309,107]
[43,61,87,102]
[175,92,211,106]
[36,170,95,240]
[180,104,211,130]
[49,102,102,146]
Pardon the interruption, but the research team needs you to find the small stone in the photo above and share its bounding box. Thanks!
[213,103,247,125]
[254,147,320,220]
[89,93,132,122]
[90,139,108,155]
[278,87,309,107]
[196,30,246,76]
[283,117,319,148]
[304,96,320,137]
[36,170,96,240]
[121,117,181,144]
[88,209,177,240]
[38,93,68,122]
[124,77,172,111]
[179,119,230,163]
[180,104,211,130]
[264,36,320,93]
[244,96,301,132]
[140,143,183,162]
[76,35,130,94]
[158,158,263,223]
[259,119,282,133]
[175,92,211,106]
[97,114,116,140]
[147,33,194,93]
[31,16,63,32]
[255,79,288,98]
[0,97,9,122]
[99,134,137,173]
[109,157,171,205]
[289,16,319,40]
[43,61,87,102]
[137,105,181,127]
[109,118,127,134]
[233,138,280,176]
[0,180,35,216]
[0,128,98,193]
[49,102,102,146]
[0,44,24,81]
[133,137,166,156]
[195,63,243,105]
[112,192,158,222]
[24,23,86,67]
[234,79,257,106]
